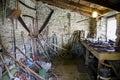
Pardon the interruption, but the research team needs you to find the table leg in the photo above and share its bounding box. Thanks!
[85,49,89,65]
[97,60,104,80]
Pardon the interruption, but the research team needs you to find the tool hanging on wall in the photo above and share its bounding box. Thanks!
[76,18,89,23]
[12,19,17,59]
[52,33,57,51]
[1,0,5,24]
[1,0,8,24]
[39,9,54,34]
[30,36,36,59]
[22,15,35,34]
[22,14,37,56]
[18,0,36,10]
[21,31,27,55]
[61,34,64,47]
[6,8,30,33]
[67,13,71,40]
[18,16,30,33]
[15,0,19,29]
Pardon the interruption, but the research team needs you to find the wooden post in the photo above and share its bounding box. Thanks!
[85,49,89,65]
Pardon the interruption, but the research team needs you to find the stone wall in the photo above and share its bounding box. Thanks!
[37,2,90,46]
[0,0,36,53]
[0,1,90,53]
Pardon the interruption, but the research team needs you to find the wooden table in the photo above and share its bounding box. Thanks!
[81,40,120,78]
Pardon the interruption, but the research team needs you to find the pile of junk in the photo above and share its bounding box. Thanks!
[0,33,58,80]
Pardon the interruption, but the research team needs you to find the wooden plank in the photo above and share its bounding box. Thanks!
[81,41,99,59]
[99,53,120,60]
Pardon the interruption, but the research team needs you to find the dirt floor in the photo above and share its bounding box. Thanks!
[53,56,91,80]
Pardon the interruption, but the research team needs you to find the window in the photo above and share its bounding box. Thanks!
[107,17,117,41]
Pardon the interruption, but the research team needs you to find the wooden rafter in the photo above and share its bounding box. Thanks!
[84,0,120,11]
[36,0,92,17]
[36,0,110,17]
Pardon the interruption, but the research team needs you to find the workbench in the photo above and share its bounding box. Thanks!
[80,40,120,79]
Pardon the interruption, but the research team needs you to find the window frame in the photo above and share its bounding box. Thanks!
[106,15,117,42]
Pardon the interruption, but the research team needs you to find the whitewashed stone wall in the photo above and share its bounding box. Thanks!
[0,1,90,53]
[0,0,36,52]
[37,2,90,46]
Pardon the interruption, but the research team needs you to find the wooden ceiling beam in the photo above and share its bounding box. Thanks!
[55,0,94,12]
[84,0,120,11]
[102,9,112,14]
[58,0,111,14]
[36,0,92,17]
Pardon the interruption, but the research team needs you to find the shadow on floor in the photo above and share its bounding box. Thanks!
[53,56,91,80]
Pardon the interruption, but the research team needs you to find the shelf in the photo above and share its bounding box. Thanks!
[109,61,120,79]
